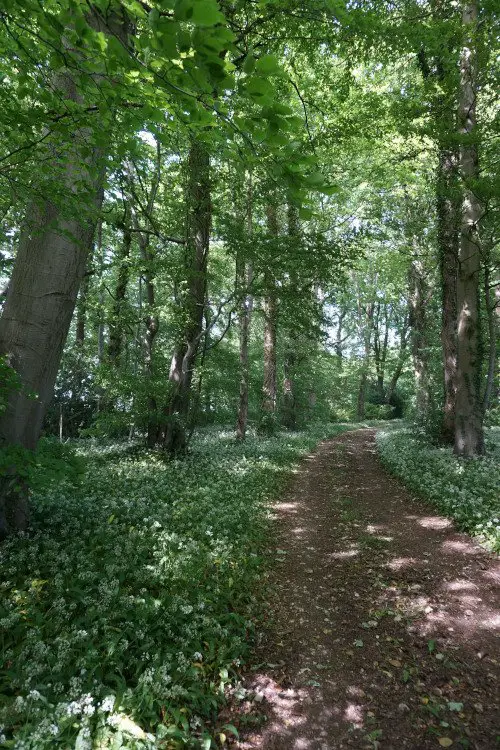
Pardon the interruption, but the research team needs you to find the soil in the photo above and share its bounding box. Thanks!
[232,429,500,750]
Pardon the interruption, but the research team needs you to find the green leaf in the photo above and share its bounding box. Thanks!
[192,0,225,26]
[245,76,274,100]
[255,54,284,76]
[242,55,256,74]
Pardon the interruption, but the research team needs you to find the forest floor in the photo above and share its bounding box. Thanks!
[232,429,500,750]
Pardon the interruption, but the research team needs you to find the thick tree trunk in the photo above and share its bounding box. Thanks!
[0,6,128,537]
[108,207,132,364]
[437,146,460,443]
[163,138,210,454]
[261,203,278,421]
[454,0,485,456]
[236,175,253,441]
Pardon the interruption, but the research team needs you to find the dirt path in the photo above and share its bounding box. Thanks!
[235,429,500,750]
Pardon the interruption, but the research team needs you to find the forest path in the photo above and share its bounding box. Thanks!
[234,429,500,750]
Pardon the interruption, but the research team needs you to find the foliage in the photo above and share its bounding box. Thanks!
[0,424,351,748]
[376,426,500,552]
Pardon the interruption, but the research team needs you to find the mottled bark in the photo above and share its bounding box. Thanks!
[416,17,460,444]
[454,0,485,456]
[163,138,210,454]
[437,146,460,443]
[236,174,253,441]
[0,6,128,536]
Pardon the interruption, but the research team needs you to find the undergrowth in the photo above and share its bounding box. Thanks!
[0,424,350,749]
[376,426,500,552]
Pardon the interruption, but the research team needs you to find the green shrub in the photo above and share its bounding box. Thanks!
[0,425,351,748]
[377,426,500,552]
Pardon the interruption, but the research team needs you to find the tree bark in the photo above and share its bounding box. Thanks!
[356,296,374,421]
[437,145,460,443]
[482,251,498,413]
[163,138,210,454]
[261,202,278,421]
[454,0,485,456]
[0,5,128,537]
[76,271,90,349]
[236,174,253,441]
[282,201,300,429]
[409,260,431,419]
[108,206,132,365]
[385,312,410,406]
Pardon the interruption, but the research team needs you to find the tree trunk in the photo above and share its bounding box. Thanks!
[437,144,460,444]
[236,174,253,441]
[385,313,410,406]
[261,202,278,422]
[482,252,497,413]
[76,270,90,348]
[138,227,159,448]
[108,207,132,365]
[454,0,485,456]
[409,260,431,419]
[163,138,210,454]
[356,299,374,421]
[0,6,128,537]
[282,201,300,429]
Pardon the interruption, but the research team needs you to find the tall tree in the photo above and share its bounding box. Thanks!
[236,173,254,441]
[454,0,485,456]
[0,5,128,537]
[163,138,211,454]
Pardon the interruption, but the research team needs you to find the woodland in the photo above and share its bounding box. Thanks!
[0,0,499,748]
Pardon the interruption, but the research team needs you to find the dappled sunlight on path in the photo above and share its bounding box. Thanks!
[237,430,500,750]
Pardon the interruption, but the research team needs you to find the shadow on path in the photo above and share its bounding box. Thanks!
[236,429,499,750]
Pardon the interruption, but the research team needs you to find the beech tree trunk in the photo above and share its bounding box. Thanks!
[0,6,128,537]
[163,138,210,454]
[236,174,253,441]
[454,0,485,456]
[261,202,278,420]
[437,145,460,444]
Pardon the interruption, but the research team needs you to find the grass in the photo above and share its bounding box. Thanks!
[376,425,500,553]
[0,423,351,749]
